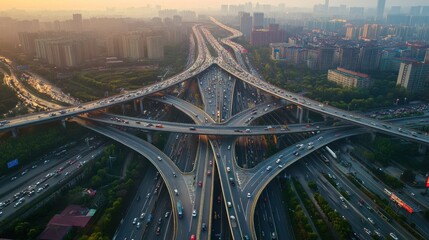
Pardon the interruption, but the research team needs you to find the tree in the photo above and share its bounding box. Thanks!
[401,169,416,183]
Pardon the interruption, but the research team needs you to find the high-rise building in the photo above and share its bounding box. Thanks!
[410,6,422,16]
[250,24,285,47]
[221,5,228,14]
[253,12,264,29]
[349,7,364,19]
[328,67,373,88]
[425,48,429,63]
[390,6,401,15]
[72,13,83,31]
[345,26,360,40]
[358,46,382,72]
[239,12,252,40]
[34,34,96,68]
[18,32,39,56]
[422,6,429,16]
[396,60,429,96]
[361,24,379,39]
[122,33,145,60]
[376,0,386,22]
[339,47,360,71]
[146,36,164,60]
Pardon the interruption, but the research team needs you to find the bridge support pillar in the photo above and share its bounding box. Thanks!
[133,100,138,112]
[418,144,427,155]
[306,109,309,121]
[61,119,66,129]
[121,104,125,115]
[140,98,144,113]
[147,132,153,143]
[323,115,328,122]
[11,128,18,138]
[298,107,304,124]
[370,132,376,142]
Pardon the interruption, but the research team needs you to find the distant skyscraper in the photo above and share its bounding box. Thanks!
[376,0,386,22]
[221,5,228,14]
[396,61,429,96]
[147,36,164,60]
[253,12,264,29]
[239,12,252,40]
[72,13,83,31]
[390,6,401,15]
[122,33,145,60]
[349,7,365,19]
[410,6,422,16]
[422,6,429,16]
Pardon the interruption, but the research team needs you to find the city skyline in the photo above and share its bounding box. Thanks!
[1,0,429,11]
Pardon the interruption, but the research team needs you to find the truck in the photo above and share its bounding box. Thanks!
[325,146,337,160]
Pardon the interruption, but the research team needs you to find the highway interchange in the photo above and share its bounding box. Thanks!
[1,16,429,240]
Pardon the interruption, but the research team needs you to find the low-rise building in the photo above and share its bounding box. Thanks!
[328,67,373,88]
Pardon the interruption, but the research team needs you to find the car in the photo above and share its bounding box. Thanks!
[266,166,272,171]
[389,232,398,240]
[226,167,230,172]
[140,213,146,219]
[156,226,161,235]
[207,170,211,176]
[157,217,162,225]
[174,189,179,195]
[202,222,207,231]
[133,218,137,224]
[229,177,235,185]
[227,201,232,208]
[367,217,374,224]
[165,212,170,218]
[209,160,213,165]
[189,127,196,130]
[278,164,283,168]
[364,228,371,235]
[276,158,281,164]
[247,193,251,198]
[190,235,196,240]
[227,145,231,150]
[157,156,162,161]
[147,193,151,198]
[198,181,203,187]
[172,172,176,177]
[294,151,300,156]
[192,209,197,217]
[136,222,141,229]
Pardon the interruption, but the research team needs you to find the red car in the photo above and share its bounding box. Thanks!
[190,234,196,240]
[198,181,202,187]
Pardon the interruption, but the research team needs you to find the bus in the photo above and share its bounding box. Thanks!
[325,146,337,160]
[177,200,183,218]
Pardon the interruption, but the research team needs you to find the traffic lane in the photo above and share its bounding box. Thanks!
[0,141,91,198]
[210,140,244,239]
[0,145,105,218]
[115,166,158,240]
[78,122,193,239]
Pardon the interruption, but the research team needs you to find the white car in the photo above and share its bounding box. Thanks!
[276,159,281,164]
[389,233,398,240]
[247,193,251,198]
[132,217,137,224]
[192,209,197,217]
[226,167,230,172]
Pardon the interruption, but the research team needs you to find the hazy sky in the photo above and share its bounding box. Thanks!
[1,0,429,11]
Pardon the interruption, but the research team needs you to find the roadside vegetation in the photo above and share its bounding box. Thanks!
[1,144,149,240]
[280,178,318,240]
[0,122,86,176]
[0,73,20,116]
[247,47,410,111]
